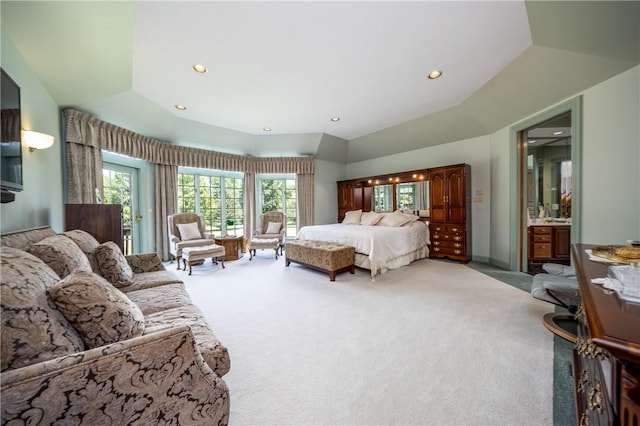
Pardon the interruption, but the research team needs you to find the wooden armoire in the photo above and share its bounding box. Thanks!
[428,164,471,263]
[65,204,124,250]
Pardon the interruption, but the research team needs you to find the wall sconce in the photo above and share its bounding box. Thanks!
[23,130,54,152]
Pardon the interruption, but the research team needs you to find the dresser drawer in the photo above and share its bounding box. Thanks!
[432,240,465,250]
[431,246,466,257]
[531,243,551,258]
[533,234,551,243]
[532,226,552,234]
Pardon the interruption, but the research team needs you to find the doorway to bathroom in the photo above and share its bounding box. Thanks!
[511,97,582,272]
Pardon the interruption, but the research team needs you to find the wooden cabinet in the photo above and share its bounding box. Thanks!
[428,164,471,263]
[337,182,371,222]
[65,204,123,250]
[528,225,570,269]
[214,236,244,261]
[572,244,640,426]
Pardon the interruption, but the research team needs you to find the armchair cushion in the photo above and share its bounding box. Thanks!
[49,269,145,348]
[176,222,202,241]
[1,247,85,372]
[95,241,134,288]
[266,221,282,234]
[27,234,92,279]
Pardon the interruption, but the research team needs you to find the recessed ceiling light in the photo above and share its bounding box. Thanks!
[263,127,272,132]
[175,104,187,110]
[528,140,536,144]
[330,117,340,122]
[552,131,564,135]
[192,64,207,73]
[427,70,443,80]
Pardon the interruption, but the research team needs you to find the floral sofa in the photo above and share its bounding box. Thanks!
[1,226,230,425]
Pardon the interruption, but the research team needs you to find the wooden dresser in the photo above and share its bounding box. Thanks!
[572,244,640,425]
[428,164,471,263]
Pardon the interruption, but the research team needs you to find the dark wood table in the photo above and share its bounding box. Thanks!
[571,243,640,425]
[214,235,244,261]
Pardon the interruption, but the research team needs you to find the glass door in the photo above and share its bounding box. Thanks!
[102,164,140,255]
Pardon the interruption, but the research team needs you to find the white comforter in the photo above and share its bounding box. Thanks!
[296,221,429,274]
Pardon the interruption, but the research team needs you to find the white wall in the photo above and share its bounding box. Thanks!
[345,136,492,261]
[0,33,64,233]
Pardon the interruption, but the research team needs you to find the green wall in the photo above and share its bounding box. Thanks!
[1,32,64,233]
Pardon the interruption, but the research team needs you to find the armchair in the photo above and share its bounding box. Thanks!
[254,211,286,254]
[168,213,216,269]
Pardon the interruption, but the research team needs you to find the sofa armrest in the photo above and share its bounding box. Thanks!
[126,252,165,273]
[1,326,229,425]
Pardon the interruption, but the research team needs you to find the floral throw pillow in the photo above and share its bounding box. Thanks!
[1,247,85,372]
[28,234,92,279]
[49,269,145,348]
[95,241,134,288]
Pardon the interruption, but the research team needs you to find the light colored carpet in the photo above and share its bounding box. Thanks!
[181,254,555,425]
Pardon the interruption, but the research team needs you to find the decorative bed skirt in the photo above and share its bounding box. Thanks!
[355,245,429,280]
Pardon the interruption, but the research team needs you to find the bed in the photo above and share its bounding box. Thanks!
[295,220,430,279]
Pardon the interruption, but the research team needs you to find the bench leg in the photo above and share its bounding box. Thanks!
[329,271,336,281]
[350,265,355,274]
[188,261,193,275]
[274,248,278,259]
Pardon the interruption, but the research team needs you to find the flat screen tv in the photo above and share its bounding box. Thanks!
[1,68,23,193]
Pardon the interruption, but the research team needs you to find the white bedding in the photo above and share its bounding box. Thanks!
[295,221,430,278]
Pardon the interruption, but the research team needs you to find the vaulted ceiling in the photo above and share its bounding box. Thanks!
[2,1,638,163]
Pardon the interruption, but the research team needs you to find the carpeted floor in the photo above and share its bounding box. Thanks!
[467,261,576,426]
[179,255,562,425]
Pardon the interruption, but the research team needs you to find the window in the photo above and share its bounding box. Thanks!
[103,165,137,255]
[257,175,296,238]
[177,169,243,236]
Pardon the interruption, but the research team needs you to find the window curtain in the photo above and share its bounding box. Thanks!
[64,108,314,254]
[296,173,314,231]
[243,173,256,239]
[65,140,103,204]
[155,164,178,261]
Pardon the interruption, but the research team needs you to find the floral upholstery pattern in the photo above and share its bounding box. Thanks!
[1,247,85,372]
[49,269,146,348]
[27,234,92,278]
[62,229,101,273]
[126,252,166,273]
[145,305,231,377]
[1,227,230,424]
[1,326,229,425]
[95,241,135,288]
[127,283,193,315]
[119,270,183,293]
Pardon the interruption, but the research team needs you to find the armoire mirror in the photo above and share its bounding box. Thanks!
[369,170,429,215]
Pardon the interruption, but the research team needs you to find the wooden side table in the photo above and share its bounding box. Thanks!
[214,236,244,260]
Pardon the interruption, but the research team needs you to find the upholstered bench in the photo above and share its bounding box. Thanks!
[285,240,355,281]
[182,244,226,275]
[247,238,279,260]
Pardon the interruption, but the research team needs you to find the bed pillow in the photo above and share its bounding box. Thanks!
[176,222,202,241]
[378,212,413,227]
[95,241,134,288]
[265,221,282,234]
[401,213,420,226]
[360,211,383,226]
[342,209,362,224]
[49,269,145,348]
